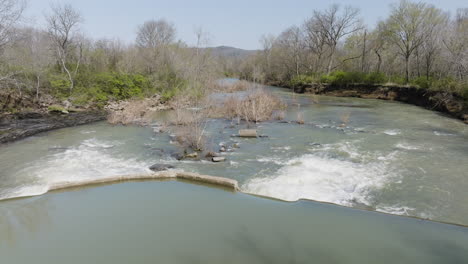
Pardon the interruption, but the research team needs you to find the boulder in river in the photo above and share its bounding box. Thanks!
[212,157,226,162]
[186,152,198,158]
[205,152,221,158]
[238,129,257,138]
[149,164,175,172]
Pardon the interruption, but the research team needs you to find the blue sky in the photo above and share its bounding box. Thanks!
[25,0,466,50]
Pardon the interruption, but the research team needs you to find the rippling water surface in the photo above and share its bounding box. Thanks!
[0,85,467,224]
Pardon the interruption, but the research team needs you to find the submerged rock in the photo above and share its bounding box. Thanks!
[171,153,185,161]
[149,164,175,172]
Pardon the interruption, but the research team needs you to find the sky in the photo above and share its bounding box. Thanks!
[24,0,466,50]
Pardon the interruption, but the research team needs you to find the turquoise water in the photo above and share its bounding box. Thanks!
[1,181,467,263]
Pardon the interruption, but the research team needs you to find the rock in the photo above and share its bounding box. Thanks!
[233,143,240,148]
[212,157,226,162]
[62,100,72,109]
[0,111,107,144]
[205,152,221,158]
[238,129,257,138]
[186,152,198,158]
[220,146,226,152]
[17,112,44,119]
[171,153,185,161]
[48,105,68,114]
[149,164,175,172]
[227,148,234,152]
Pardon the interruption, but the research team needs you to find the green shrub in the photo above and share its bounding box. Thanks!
[49,74,71,98]
[388,76,407,85]
[411,77,431,89]
[364,72,387,84]
[289,74,315,87]
[320,71,366,85]
[48,105,67,113]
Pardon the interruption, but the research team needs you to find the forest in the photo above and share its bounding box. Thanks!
[235,1,467,99]
[0,0,467,114]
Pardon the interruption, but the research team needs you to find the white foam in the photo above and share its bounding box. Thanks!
[376,205,415,216]
[395,143,420,150]
[383,129,401,136]
[433,131,455,136]
[243,153,394,206]
[1,139,151,200]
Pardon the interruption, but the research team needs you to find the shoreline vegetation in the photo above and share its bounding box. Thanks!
[0,1,466,146]
[269,77,468,123]
[232,2,467,123]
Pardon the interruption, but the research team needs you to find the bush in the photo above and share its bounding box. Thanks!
[411,77,431,89]
[93,73,147,100]
[49,74,71,99]
[364,72,387,84]
[320,71,365,85]
[290,74,316,87]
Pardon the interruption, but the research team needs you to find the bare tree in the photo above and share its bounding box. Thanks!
[136,19,176,74]
[45,3,83,94]
[384,0,435,82]
[136,19,175,48]
[443,8,468,81]
[420,6,448,80]
[302,16,327,73]
[277,26,304,76]
[0,0,25,51]
[313,5,362,74]
[13,28,53,99]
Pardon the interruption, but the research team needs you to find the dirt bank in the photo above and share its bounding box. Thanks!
[0,111,107,144]
[280,82,468,124]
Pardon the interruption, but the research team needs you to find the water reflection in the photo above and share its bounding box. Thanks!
[0,196,53,246]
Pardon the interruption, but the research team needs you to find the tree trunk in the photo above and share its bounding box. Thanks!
[36,75,40,101]
[327,47,335,74]
[361,30,367,72]
[375,50,382,73]
[405,55,410,83]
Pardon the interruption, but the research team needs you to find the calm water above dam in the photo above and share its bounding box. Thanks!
[0,85,467,225]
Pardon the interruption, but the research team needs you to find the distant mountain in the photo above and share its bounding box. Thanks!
[205,46,258,58]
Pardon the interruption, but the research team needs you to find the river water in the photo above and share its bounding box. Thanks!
[1,182,468,263]
[0,85,467,225]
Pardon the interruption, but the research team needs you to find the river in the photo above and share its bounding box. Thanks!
[0,85,467,225]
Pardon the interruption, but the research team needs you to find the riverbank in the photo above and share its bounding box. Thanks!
[272,81,468,124]
[0,111,107,144]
